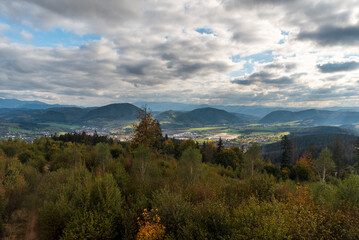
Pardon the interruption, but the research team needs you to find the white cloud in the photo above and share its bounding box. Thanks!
[0,22,10,32]
[0,0,358,107]
[20,30,33,39]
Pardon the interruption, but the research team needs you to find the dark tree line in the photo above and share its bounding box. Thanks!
[52,131,114,145]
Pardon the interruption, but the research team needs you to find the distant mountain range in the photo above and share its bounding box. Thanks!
[0,98,259,127]
[259,109,359,126]
[134,101,359,117]
[1,98,359,129]
[0,103,141,126]
[0,98,76,109]
[134,101,302,117]
[0,103,250,128]
[2,98,359,118]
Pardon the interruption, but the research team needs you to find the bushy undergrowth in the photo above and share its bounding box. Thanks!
[0,137,358,239]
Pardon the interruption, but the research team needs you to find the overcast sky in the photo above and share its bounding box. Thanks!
[0,0,359,107]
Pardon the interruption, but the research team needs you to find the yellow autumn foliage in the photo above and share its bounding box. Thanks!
[137,208,167,240]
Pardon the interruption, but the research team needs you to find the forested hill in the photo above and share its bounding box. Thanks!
[290,126,356,136]
[0,103,141,125]
[156,107,248,127]
[262,133,358,164]
[82,103,141,121]
[260,109,359,125]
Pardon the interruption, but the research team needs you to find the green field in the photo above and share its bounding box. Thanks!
[189,126,227,131]
[40,123,80,129]
[245,131,290,137]
[9,127,31,133]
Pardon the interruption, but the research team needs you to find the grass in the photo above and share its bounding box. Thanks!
[247,124,262,127]
[272,121,301,127]
[247,131,290,136]
[188,126,227,131]
[9,128,31,133]
[40,123,80,129]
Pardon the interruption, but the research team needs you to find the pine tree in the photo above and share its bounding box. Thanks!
[281,135,292,169]
[332,135,344,177]
[217,137,223,153]
[354,137,359,173]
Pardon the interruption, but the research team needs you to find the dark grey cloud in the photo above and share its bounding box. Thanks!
[298,25,359,46]
[262,76,293,85]
[223,0,297,9]
[317,61,359,73]
[264,63,296,72]
[161,53,177,61]
[122,62,149,76]
[231,79,252,86]
[232,71,295,86]
[304,86,359,100]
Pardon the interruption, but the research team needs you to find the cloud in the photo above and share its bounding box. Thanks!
[0,0,359,107]
[232,71,296,86]
[264,63,296,72]
[298,25,359,46]
[317,61,359,73]
[0,23,10,32]
[20,30,33,40]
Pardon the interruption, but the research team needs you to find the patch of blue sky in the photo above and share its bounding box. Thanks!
[344,54,359,58]
[0,17,100,47]
[230,50,276,77]
[228,62,254,78]
[196,28,214,35]
[231,50,275,64]
[278,30,289,44]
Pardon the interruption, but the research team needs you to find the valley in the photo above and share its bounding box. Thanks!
[1,100,358,154]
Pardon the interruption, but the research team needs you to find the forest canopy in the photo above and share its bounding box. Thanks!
[0,113,358,239]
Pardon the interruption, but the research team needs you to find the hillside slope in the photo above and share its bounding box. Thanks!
[260,109,359,125]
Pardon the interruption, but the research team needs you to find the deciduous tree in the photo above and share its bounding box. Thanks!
[314,148,335,182]
[132,107,163,149]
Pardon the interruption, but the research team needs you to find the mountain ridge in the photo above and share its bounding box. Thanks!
[260,109,359,126]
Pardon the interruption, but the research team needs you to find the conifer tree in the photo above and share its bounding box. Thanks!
[354,137,359,172]
[281,135,292,169]
[217,137,223,153]
[332,135,344,177]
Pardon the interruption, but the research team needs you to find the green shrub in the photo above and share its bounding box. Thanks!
[232,197,289,239]
[152,189,192,239]
[338,175,359,207]
[310,182,338,207]
[247,173,280,201]
[38,167,123,239]
[182,200,231,240]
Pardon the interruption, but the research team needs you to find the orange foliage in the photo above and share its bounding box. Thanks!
[297,153,313,168]
[287,185,314,208]
[137,209,167,240]
[132,109,163,149]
